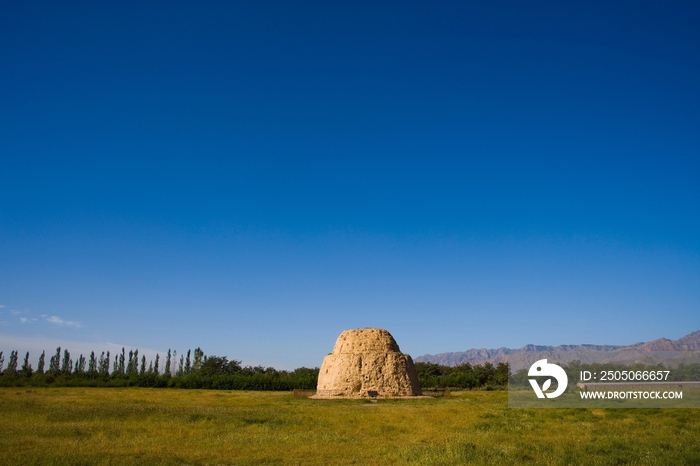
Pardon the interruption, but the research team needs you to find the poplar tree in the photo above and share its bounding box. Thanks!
[154,354,160,375]
[119,348,126,375]
[126,350,135,376]
[88,352,97,376]
[61,349,72,375]
[177,354,184,376]
[164,350,171,377]
[0,351,4,372]
[37,351,45,375]
[140,354,146,375]
[126,349,138,376]
[75,354,86,374]
[21,352,32,377]
[99,351,110,378]
[49,347,61,375]
[193,348,204,372]
[6,350,18,375]
[185,349,192,374]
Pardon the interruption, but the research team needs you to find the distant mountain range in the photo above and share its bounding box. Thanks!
[414,330,700,372]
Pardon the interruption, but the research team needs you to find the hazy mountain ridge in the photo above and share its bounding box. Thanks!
[415,330,700,372]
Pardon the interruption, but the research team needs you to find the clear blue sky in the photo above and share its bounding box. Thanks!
[1,2,698,369]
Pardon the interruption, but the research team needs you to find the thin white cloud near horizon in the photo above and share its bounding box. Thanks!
[0,306,85,328]
[40,314,83,328]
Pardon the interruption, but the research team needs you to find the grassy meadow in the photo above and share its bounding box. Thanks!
[0,388,698,465]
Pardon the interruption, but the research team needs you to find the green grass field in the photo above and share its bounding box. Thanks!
[1,388,698,465]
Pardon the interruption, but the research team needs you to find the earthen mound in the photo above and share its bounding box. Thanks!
[314,328,422,398]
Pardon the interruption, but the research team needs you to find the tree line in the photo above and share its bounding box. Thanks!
[414,361,509,389]
[14,349,692,392]
[0,348,318,390]
[0,347,515,391]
